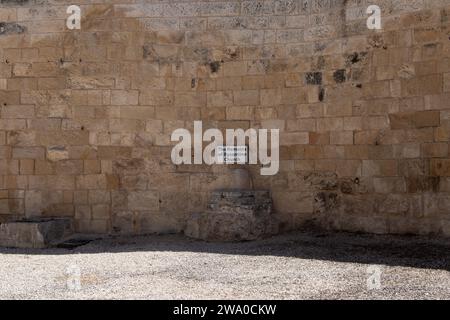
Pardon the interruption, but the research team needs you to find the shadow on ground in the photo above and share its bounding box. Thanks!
[1,230,449,272]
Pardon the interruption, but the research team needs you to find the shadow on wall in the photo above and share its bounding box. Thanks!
[1,230,449,271]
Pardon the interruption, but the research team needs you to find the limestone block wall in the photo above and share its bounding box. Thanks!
[0,0,450,236]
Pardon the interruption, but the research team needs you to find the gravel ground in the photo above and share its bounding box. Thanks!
[0,230,449,300]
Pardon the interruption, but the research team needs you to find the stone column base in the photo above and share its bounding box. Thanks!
[185,190,279,242]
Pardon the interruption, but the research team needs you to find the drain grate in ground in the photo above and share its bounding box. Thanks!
[56,238,93,249]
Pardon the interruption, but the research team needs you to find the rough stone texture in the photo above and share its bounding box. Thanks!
[185,190,278,241]
[0,0,449,236]
[0,218,73,248]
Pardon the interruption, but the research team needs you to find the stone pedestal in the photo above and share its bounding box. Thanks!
[229,168,252,189]
[185,190,279,242]
[0,218,73,249]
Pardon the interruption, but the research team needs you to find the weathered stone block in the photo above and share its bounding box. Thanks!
[185,190,278,242]
[128,191,159,211]
[0,218,72,249]
[46,146,69,162]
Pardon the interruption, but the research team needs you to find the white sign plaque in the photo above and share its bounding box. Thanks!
[216,146,248,164]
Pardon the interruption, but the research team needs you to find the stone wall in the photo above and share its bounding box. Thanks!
[0,0,450,236]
